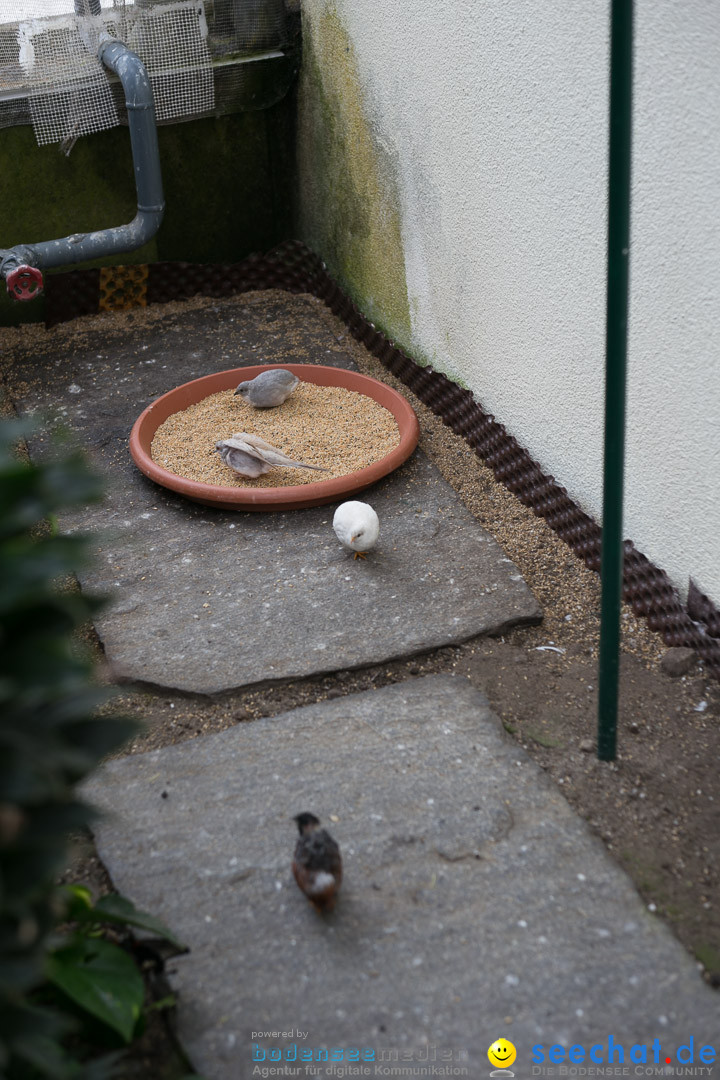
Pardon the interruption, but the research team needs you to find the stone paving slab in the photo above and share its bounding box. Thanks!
[12,293,540,693]
[68,452,539,693]
[84,676,720,1080]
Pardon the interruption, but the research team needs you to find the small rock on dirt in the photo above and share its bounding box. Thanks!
[660,647,697,677]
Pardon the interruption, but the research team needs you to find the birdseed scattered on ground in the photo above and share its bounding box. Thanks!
[150,383,400,487]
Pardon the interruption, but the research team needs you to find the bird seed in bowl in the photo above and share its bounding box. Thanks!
[150,382,401,488]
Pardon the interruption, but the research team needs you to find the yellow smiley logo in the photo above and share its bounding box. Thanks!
[488,1039,517,1069]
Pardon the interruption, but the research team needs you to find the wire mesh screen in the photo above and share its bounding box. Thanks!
[0,0,292,146]
[127,1,213,123]
[206,0,287,55]
[18,11,121,145]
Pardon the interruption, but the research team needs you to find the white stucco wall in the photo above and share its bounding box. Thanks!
[626,2,720,603]
[299,1,720,606]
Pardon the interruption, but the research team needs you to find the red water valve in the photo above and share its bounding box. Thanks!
[6,264,44,300]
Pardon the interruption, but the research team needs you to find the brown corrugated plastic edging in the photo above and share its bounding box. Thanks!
[43,240,720,677]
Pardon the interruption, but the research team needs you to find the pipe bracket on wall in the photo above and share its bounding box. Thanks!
[0,40,164,300]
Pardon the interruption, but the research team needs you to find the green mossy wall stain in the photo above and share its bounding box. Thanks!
[0,124,150,259]
[0,104,294,326]
[296,5,411,353]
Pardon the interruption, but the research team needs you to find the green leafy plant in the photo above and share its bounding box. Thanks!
[47,885,183,1048]
[0,417,181,1077]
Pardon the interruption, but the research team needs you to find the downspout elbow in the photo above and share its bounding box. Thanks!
[98,39,165,227]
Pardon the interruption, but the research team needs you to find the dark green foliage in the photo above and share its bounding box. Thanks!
[0,418,143,1077]
[64,887,183,951]
[40,886,184,1068]
[46,935,145,1045]
[44,887,182,1051]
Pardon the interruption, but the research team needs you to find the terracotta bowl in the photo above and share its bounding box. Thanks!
[129,363,420,511]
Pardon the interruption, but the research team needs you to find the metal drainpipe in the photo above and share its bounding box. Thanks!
[597,0,633,760]
[0,39,164,300]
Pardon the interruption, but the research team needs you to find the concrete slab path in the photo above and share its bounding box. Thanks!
[84,676,720,1080]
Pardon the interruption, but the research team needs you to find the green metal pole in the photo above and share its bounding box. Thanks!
[598,0,633,761]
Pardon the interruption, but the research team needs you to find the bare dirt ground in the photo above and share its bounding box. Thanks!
[4,291,719,996]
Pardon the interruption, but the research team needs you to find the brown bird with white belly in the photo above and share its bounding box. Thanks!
[292,813,343,913]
